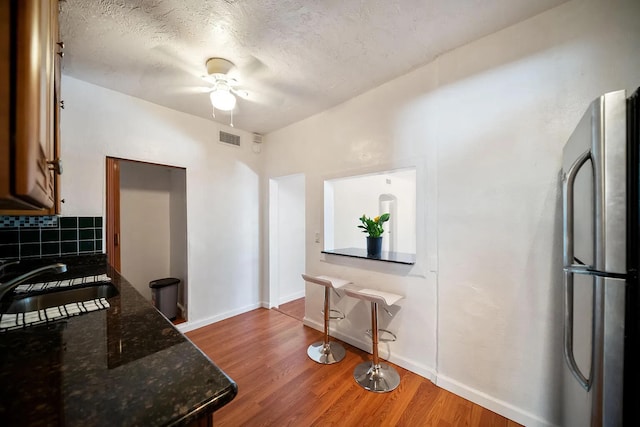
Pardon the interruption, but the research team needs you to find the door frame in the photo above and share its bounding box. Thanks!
[106,156,189,321]
[268,173,306,309]
[105,157,121,271]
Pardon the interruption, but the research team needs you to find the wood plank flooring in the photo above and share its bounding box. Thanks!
[273,297,305,321]
[186,308,522,427]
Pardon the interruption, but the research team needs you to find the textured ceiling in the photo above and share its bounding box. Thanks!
[59,0,567,134]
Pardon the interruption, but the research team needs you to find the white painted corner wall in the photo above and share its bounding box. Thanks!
[60,77,264,325]
[273,174,306,304]
[263,1,640,426]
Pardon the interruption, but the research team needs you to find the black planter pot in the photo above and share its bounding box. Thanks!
[366,236,383,257]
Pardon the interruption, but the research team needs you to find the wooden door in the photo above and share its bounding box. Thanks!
[106,157,121,271]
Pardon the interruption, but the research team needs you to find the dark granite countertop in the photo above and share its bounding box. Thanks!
[0,254,237,426]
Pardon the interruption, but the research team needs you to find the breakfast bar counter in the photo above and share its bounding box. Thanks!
[0,255,237,426]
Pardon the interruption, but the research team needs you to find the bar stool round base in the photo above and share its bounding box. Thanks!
[353,361,400,393]
[307,341,346,364]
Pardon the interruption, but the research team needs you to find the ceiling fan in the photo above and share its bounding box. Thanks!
[203,57,249,127]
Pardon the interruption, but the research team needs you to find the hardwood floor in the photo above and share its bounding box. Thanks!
[186,308,522,427]
[274,297,305,321]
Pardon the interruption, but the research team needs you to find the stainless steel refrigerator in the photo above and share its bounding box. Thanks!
[562,88,639,426]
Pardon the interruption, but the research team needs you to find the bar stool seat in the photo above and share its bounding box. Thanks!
[344,288,404,393]
[354,289,403,306]
[302,274,351,364]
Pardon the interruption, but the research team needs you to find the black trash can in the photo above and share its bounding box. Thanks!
[149,278,180,320]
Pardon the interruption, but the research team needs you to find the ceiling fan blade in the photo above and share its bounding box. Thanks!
[230,88,249,99]
[166,85,212,95]
[240,55,268,78]
[235,86,284,107]
[150,44,204,80]
[226,55,268,85]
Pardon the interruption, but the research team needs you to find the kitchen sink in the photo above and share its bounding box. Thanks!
[2,283,118,314]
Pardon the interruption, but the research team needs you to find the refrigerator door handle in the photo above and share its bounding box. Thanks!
[562,149,592,391]
[563,270,591,390]
[562,149,591,266]
[564,265,628,279]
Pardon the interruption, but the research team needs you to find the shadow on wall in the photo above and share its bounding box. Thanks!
[508,170,566,422]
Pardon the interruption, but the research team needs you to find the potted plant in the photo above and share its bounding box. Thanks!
[358,213,390,257]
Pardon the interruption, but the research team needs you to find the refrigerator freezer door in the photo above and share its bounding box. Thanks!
[600,277,625,425]
[561,272,594,427]
[561,275,625,427]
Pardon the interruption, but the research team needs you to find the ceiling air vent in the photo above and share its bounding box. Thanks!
[219,131,240,147]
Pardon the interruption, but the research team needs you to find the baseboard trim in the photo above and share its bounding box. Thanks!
[176,302,265,333]
[435,374,555,427]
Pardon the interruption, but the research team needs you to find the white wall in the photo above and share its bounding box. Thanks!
[60,76,263,327]
[263,1,640,426]
[274,174,306,304]
[169,168,188,314]
[119,161,172,301]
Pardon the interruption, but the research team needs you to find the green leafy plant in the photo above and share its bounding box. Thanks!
[358,213,390,238]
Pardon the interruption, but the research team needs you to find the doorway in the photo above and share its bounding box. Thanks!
[269,174,306,317]
[105,157,188,322]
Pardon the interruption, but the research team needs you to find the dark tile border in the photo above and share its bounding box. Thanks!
[0,216,103,259]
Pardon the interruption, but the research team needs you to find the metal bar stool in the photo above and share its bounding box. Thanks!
[301,274,351,364]
[344,288,404,393]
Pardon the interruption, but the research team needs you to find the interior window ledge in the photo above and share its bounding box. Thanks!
[321,248,415,265]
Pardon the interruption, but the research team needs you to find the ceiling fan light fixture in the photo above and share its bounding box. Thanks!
[210,88,236,111]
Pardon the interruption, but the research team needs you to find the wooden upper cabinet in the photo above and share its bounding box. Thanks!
[0,0,61,214]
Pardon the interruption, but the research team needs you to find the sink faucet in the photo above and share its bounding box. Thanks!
[0,263,67,302]
[0,260,21,277]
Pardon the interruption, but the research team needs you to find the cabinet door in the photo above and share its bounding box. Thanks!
[0,0,58,212]
[52,0,61,213]
[14,0,56,209]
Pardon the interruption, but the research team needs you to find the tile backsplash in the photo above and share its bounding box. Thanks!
[0,216,103,259]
